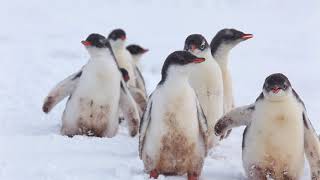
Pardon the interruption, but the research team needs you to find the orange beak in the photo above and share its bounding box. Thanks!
[241,34,253,40]
[142,49,149,53]
[81,41,92,46]
[193,58,205,63]
[272,86,281,93]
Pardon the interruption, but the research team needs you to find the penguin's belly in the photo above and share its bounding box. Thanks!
[157,113,199,174]
[189,62,223,98]
[73,98,114,136]
[189,62,223,145]
[157,95,202,174]
[144,89,205,174]
[62,63,121,137]
[243,101,304,178]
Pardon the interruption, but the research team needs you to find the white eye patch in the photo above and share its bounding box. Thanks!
[99,38,108,44]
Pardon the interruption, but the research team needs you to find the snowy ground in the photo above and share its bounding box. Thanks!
[1,0,320,179]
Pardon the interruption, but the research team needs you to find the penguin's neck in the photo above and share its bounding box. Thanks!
[263,90,293,103]
[110,40,125,51]
[213,47,230,70]
[213,46,234,111]
[198,49,213,61]
[112,46,131,66]
[89,49,116,67]
[131,54,142,65]
[112,46,125,57]
[89,49,111,60]
[162,67,190,88]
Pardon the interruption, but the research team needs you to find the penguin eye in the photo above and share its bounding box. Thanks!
[283,84,288,89]
[200,44,206,50]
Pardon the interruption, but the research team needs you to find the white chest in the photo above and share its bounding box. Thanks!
[155,85,198,134]
[188,55,224,130]
[74,58,121,104]
[243,98,305,174]
[144,84,201,157]
[190,56,222,90]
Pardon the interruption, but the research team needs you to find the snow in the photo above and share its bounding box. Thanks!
[1,0,320,179]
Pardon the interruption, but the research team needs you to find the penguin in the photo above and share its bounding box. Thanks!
[108,29,147,112]
[126,44,148,104]
[139,51,209,180]
[126,44,149,67]
[42,67,143,131]
[184,34,224,147]
[210,29,253,113]
[43,33,140,137]
[214,73,320,180]
[108,29,136,87]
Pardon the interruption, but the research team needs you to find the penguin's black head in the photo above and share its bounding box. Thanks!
[120,68,130,82]
[184,34,209,54]
[214,29,253,43]
[159,51,205,85]
[263,73,292,100]
[165,51,205,66]
[108,29,126,41]
[81,33,109,48]
[210,29,253,57]
[126,44,149,55]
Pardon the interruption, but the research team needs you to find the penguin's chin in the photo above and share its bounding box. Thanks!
[188,48,209,59]
[219,42,238,52]
[264,89,289,101]
[110,39,125,49]
[86,47,109,57]
[189,49,202,55]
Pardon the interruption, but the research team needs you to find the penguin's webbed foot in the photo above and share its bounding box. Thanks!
[149,169,159,179]
[187,173,199,180]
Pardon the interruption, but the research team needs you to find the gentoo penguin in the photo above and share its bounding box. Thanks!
[214,73,320,180]
[210,29,253,113]
[108,29,136,87]
[126,44,149,67]
[126,44,148,102]
[139,51,209,180]
[108,29,147,112]
[42,33,140,137]
[184,34,224,147]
